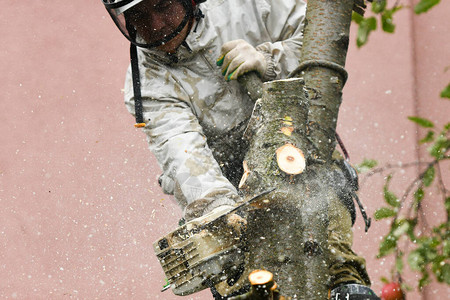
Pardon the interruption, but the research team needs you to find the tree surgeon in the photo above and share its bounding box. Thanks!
[102,0,379,298]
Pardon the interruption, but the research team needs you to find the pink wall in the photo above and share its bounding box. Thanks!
[1,1,448,299]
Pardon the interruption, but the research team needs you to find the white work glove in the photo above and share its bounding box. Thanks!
[217,39,267,81]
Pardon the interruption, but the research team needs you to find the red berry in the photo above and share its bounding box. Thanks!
[381,282,404,300]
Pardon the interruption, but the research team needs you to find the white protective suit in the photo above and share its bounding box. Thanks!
[123,0,307,220]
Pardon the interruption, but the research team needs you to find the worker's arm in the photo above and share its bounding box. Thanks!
[123,65,240,221]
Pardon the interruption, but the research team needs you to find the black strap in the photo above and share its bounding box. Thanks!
[193,8,204,32]
[130,43,144,125]
[336,133,371,232]
[336,132,350,160]
[352,192,372,232]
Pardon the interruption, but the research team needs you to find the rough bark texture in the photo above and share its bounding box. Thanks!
[242,79,331,299]
[239,0,355,298]
[293,0,354,161]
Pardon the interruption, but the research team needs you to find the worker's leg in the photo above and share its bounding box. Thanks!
[328,196,371,288]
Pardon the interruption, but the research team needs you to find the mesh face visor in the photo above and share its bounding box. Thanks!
[103,0,193,48]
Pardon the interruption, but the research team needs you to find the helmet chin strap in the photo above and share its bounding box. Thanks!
[127,23,145,128]
[130,42,145,128]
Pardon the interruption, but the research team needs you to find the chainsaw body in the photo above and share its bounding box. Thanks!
[153,207,246,295]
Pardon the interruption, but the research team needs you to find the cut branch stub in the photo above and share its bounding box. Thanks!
[248,269,273,286]
[276,143,306,175]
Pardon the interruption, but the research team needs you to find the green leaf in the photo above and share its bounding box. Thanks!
[378,233,398,257]
[445,197,450,215]
[392,219,411,238]
[445,123,450,131]
[374,207,397,220]
[441,83,450,99]
[384,175,400,207]
[381,11,395,33]
[408,116,435,128]
[438,125,450,138]
[408,249,425,271]
[372,0,387,13]
[356,158,378,173]
[414,187,424,203]
[357,17,377,47]
[419,130,435,144]
[444,240,450,257]
[406,218,418,240]
[414,0,440,14]
[384,189,399,207]
[422,166,435,187]
[442,263,450,284]
[419,272,431,289]
[427,237,441,249]
[431,255,445,270]
[380,276,390,284]
[352,11,364,24]
[428,136,450,159]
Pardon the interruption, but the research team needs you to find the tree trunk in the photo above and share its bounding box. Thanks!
[239,0,355,298]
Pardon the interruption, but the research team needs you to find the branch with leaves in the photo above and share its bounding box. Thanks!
[350,0,449,295]
[357,116,450,290]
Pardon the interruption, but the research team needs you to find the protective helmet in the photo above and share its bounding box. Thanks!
[103,0,205,48]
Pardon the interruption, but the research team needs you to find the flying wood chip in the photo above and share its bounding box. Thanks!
[275,144,306,175]
[238,160,251,189]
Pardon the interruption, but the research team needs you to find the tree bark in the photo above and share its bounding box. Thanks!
[239,0,355,298]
